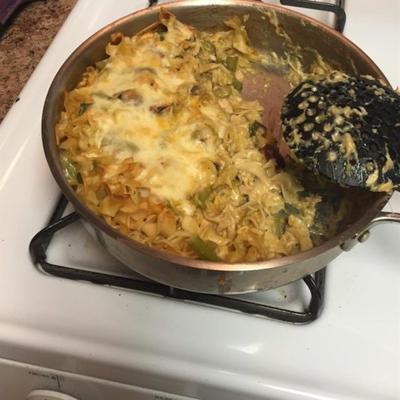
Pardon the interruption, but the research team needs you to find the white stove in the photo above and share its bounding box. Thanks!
[0,1,399,399]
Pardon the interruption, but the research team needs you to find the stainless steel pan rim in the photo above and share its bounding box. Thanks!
[42,0,400,292]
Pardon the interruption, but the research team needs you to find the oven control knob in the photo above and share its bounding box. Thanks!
[27,390,79,400]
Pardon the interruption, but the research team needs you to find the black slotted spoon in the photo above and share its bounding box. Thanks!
[281,72,400,192]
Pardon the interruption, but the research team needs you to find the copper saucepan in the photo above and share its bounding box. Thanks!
[42,0,400,294]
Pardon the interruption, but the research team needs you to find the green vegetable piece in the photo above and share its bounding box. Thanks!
[126,142,139,153]
[232,77,242,91]
[77,172,83,184]
[248,121,266,137]
[189,235,220,261]
[60,152,80,183]
[159,31,166,41]
[309,201,335,245]
[309,231,327,246]
[213,86,231,98]
[273,209,289,238]
[78,103,91,116]
[202,40,216,54]
[195,186,212,208]
[165,200,177,212]
[96,185,107,200]
[92,159,100,171]
[285,202,301,215]
[223,56,238,72]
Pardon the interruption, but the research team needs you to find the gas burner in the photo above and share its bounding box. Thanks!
[29,195,326,324]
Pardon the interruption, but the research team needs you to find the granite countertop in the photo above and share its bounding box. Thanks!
[0,0,77,122]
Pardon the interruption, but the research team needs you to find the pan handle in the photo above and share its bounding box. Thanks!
[341,212,400,251]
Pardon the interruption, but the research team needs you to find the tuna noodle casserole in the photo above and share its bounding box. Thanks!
[56,11,338,262]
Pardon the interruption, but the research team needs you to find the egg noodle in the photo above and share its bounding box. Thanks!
[56,10,338,262]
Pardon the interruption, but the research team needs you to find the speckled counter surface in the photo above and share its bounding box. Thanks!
[0,0,77,122]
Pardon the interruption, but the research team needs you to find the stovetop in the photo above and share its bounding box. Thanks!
[0,1,399,399]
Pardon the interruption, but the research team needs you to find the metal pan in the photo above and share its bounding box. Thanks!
[42,0,400,294]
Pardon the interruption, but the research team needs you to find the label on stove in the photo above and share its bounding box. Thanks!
[153,395,198,400]
[129,388,199,400]
[150,392,198,400]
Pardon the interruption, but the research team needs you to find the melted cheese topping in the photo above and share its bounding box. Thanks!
[93,100,216,208]
[87,32,216,210]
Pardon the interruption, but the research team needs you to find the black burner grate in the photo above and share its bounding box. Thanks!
[30,195,326,324]
[280,0,346,32]
[149,0,346,32]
